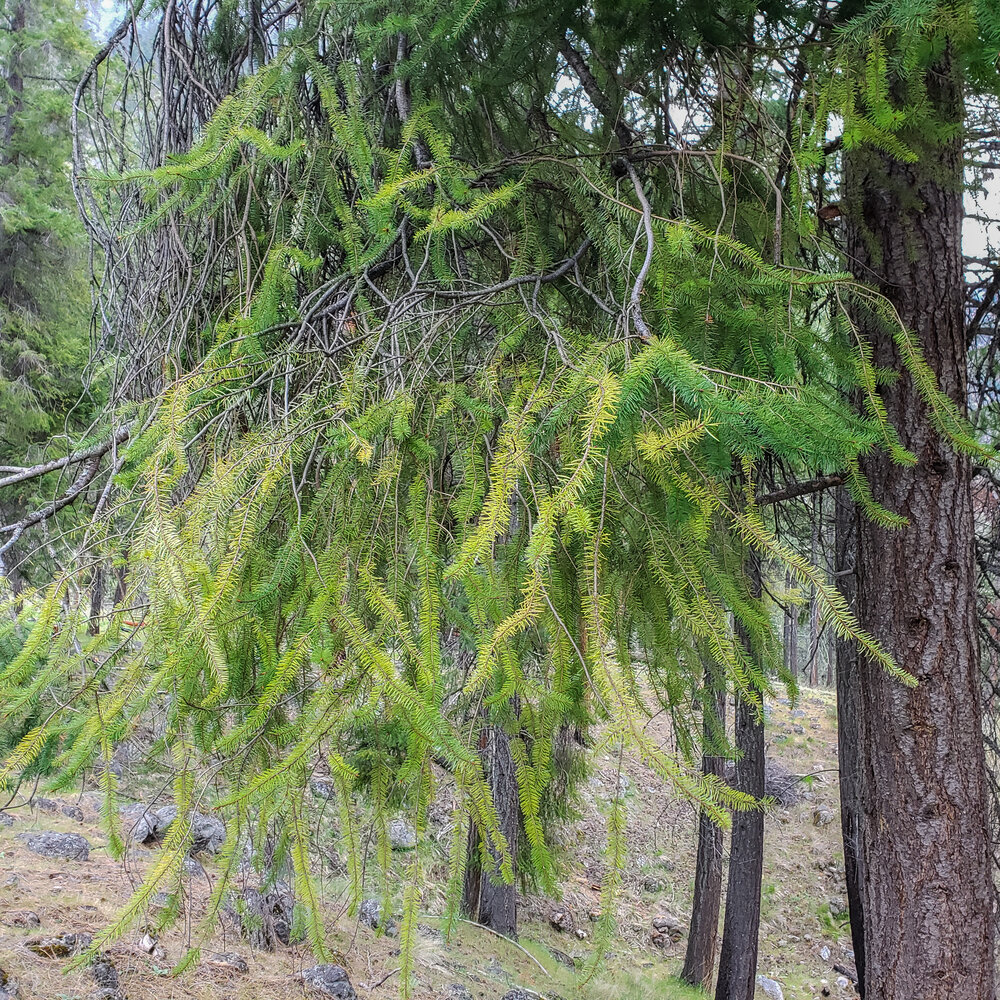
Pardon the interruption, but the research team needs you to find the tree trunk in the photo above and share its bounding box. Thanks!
[87,565,105,636]
[0,501,26,600]
[461,724,519,937]
[834,486,865,996]
[783,569,797,679]
[0,2,25,156]
[714,555,765,1000]
[844,45,994,1000]
[681,659,727,990]
[808,498,820,687]
[112,552,129,608]
[824,620,835,688]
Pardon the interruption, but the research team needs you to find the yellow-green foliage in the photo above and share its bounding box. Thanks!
[0,2,986,992]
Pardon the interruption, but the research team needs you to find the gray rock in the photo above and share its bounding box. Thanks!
[500,991,537,1000]
[300,964,357,998]
[232,882,295,949]
[34,798,58,813]
[725,758,802,807]
[790,708,806,719]
[819,945,831,961]
[61,805,85,823]
[206,952,249,973]
[120,804,160,844]
[651,913,685,941]
[90,954,124,1000]
[183,856,205,877]
[812,807,834,827]
[0,967,19,1000]
[2,910,40,929]
[828,896,848,920]
[309,778,336,801]
[16,831,90,861]
[387,818,417,850]
[548,947,574,969]
[0,812,14,828]
[358,898,382,929]
[121,804,224,854]
[150,804,178,835]
[756,975,784,1000]
[444,986,472,1000]
[836,977,850,989]
[24,932,93,958]
[189,813,226,854]
[549,907,573,932]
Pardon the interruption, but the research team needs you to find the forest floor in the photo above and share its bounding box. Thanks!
[0,689,855,1000]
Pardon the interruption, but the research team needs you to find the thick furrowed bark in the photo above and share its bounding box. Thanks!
[461,725,519,938]
[845,47,994,1000]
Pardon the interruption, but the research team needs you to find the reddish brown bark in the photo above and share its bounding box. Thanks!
[844,46,994,1000]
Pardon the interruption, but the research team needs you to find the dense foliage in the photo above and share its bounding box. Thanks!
[0,0,997,993]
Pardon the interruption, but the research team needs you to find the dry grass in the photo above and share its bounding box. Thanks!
[0,689,855,999]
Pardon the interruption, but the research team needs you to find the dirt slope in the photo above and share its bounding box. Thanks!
[0,690,855,999]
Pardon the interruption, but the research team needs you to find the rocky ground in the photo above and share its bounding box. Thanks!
[0,690,857,999]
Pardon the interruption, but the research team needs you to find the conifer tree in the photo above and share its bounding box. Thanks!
[0,0,96,590]
[0,2,994,993]
[839,4,998,995]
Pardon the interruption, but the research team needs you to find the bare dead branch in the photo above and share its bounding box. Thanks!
[0,425,132,491]
[757,474,845,507]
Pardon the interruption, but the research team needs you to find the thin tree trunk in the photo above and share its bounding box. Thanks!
[844,44,994,1000]
[112,551,129,608]
[824,621,835,688]
[834,485,865,996]
[714,554,765,1000]
[681,658,727,990]
[87,565,105,635]
[783,569,797,679]
[461,724,519,937]
[808,498,820,687]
